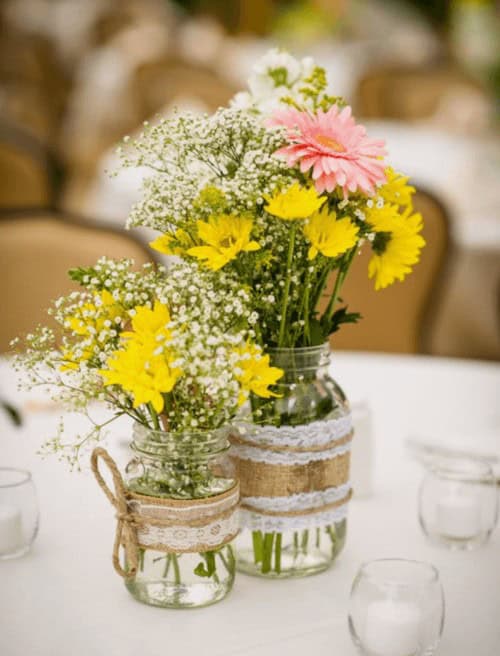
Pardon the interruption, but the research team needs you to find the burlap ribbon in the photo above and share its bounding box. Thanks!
[231,431,352,496]
[91,447,240,579]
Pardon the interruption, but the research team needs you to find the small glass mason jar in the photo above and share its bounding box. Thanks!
[418,457,498,550]
[349,559,445,656]
[233,343,352,578]
[0,468,39,559]
[123,423,237,608]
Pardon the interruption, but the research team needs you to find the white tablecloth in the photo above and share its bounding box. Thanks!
[1,353,499,656]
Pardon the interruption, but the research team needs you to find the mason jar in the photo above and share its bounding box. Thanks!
[123,423,237,608]
[232,343,352,578]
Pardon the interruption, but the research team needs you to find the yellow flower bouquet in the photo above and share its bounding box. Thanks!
[117,49,425,577]
[13,258,282,606]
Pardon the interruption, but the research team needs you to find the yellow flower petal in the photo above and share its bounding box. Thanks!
[188,215,260,270]
[303,206,359,259]
[265,182,326,220]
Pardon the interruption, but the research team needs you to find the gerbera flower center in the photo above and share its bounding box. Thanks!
[315,135,346,153]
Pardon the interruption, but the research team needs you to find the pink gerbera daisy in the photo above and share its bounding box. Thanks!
[268,106,387,196]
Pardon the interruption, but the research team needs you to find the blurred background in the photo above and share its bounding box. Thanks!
[0,0,498,360]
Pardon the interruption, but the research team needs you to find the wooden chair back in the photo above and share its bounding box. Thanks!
[0,210,154,352]
[355,64,487,122]
[326,190,450,354]
[0,123,59,209]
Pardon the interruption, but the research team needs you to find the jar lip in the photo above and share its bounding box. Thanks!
[359,558,440,587]
[266,343,330,354]
[0,467,32,488]
[428,457,495,484]
[132,422,230,440]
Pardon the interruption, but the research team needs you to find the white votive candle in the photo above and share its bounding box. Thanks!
[364,599,421,656]
[436,493,480,538]
[0,504,23,554]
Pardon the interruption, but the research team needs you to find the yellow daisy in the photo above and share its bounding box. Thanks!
[149,228,191,256]
[100,341,181,413]
[234,343,283,406]
[264,182,326,220]
[122,301,173,348]
[61,290,122,370]
[303,206,359,260]
[378,167,415,208]
[187,215,260,271]
[99,301,181,412]
[367,204,425,290]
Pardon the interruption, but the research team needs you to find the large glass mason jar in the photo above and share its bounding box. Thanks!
[232,344,353,578]
[123,423,238,608]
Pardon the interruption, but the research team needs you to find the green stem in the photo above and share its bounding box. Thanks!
[171,554,181,585]
[218,547,234,575]
[205,552,219,583]
[278,223,297,347]
[316,527,321,549]
[303,266,311,345]
[148,403,161,431]
[323,247,357,325]
[301,529,309,554]
[261,533,275,574]
[163,554,172,578]
[252,531,263,564]
[293,531,299,556]
[310,261,333,312]
[274,533,282,574]
[138,547,145,572]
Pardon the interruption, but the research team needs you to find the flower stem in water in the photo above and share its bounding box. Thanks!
[274,533,282,574]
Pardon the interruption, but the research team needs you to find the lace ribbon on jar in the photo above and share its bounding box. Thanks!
[230,415,353,533]
[91,448,240,578]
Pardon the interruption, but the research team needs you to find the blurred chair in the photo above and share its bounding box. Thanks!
[132,58,236,119]
[355,64,491,131]
[0,209,155,352]
[0,29,69,145]
[327,190,450,354]
[0,122,60,209]
[60,54,235,214]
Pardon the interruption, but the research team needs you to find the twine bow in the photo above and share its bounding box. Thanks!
[90,447,139,579]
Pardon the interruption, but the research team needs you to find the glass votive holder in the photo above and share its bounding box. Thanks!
[418,458,498,550]
[0,468,39,559]
[348,559,445,656]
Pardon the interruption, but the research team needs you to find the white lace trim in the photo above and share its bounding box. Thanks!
[239,504,349,532]
[231,440,351,465]
[236,414,352,449]
[136,512,240,552]
[243,484,351,512]
[130,486,240,552]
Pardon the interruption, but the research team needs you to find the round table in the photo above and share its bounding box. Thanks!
[0,353,499,656]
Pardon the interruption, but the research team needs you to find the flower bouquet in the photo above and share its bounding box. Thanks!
[115,50,425,576]
[14,258,281,606]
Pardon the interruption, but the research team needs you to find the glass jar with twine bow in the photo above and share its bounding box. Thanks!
[91,424,239,609]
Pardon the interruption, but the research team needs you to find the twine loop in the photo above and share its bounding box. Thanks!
[90,447,139,579]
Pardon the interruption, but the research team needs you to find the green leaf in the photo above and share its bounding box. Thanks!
[1,401,22,427]
[68,266,94,286]
[194,562,210,578]
[308,317,327,346]
[327,306,362,335]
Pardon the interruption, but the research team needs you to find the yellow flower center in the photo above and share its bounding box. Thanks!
[316,135,346,152]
